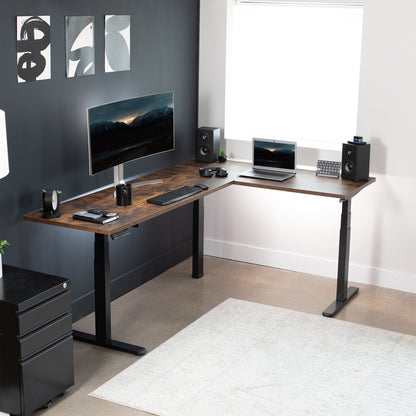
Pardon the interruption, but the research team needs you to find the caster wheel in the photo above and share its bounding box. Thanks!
[42,400,52,409]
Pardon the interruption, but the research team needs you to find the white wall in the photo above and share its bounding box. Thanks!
[199,0,416,293]
[198,0,228,136]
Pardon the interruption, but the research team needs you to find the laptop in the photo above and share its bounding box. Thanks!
[240,138,297,182]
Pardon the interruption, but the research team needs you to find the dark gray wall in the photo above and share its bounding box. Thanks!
[0,0,200,320]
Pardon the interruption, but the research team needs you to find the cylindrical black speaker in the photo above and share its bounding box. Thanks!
[195,127,220,163]
[341,142,371,182]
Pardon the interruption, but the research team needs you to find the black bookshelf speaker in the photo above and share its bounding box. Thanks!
[341,142,371,181]
[195,127,220,163]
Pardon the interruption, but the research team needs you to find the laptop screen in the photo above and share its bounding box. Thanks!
[253,138,297,173]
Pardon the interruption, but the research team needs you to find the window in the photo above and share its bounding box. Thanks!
[225,0,364,149]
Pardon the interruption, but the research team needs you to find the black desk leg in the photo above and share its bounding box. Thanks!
[192,198,204,278]
[322,198,359,317]
[73,233,146,356]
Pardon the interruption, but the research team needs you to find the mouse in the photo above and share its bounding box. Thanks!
[194,183,209,190]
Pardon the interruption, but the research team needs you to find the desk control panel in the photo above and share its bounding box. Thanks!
[147,185,207,206]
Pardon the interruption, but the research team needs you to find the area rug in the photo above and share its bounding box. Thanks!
[90,298,416,415]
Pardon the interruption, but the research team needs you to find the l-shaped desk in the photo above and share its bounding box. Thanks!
[24,160,375,355]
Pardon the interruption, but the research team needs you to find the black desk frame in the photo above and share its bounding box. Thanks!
[323,198,358,317]
[73,233,147,355]
[73,194,355,355]
[73,199,205,355]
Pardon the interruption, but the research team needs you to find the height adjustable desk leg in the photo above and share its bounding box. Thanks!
[322,198,359,317]
[95,232,111,345]
[192,198,204,278]
[73,233,146,355]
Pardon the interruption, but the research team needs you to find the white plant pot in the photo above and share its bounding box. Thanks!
[0,253,2,278]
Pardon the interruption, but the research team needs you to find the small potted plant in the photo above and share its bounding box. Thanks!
[0,240,10,278]
[218,150,227,163]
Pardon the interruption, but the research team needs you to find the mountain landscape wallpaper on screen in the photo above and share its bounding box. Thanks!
[88,92,174,174]
[254,140,295,170]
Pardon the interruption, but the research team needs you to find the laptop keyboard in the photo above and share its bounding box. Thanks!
[256,169,287,177]
[240,169,295,182]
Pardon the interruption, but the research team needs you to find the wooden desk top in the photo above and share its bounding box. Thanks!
[23,160,375,235]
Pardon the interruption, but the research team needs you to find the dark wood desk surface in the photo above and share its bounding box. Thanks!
[23,160,375,235]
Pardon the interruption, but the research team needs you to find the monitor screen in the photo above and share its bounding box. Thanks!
[88,92,174,175]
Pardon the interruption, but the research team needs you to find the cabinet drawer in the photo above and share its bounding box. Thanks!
[18,291,71,335]
[19,313,72,360]
[20,335,74,416]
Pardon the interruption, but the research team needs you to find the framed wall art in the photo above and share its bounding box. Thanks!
[65,16,95,78]
[105,15,130,73]
[16,15,51,83]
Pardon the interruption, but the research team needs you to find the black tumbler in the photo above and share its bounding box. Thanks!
[116,183,132,206]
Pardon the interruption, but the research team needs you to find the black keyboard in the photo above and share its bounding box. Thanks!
[147,186,203,206]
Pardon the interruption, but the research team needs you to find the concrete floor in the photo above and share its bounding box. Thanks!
[36,256,416,416]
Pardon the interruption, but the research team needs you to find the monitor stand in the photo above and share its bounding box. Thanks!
[114,165,125,186]
[113,164,163,189]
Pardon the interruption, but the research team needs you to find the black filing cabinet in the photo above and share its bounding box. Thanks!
[0,265,74,416]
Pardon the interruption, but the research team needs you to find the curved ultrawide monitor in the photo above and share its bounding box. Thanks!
[88,92,174,175]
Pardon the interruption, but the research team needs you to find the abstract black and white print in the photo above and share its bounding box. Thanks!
[65,16,95,78]
[105,15,130,73]
[16,16,51,83]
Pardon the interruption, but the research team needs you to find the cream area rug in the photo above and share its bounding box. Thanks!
[91,298,416,415]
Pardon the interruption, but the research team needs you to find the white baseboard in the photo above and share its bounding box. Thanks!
[204,239,416,294]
